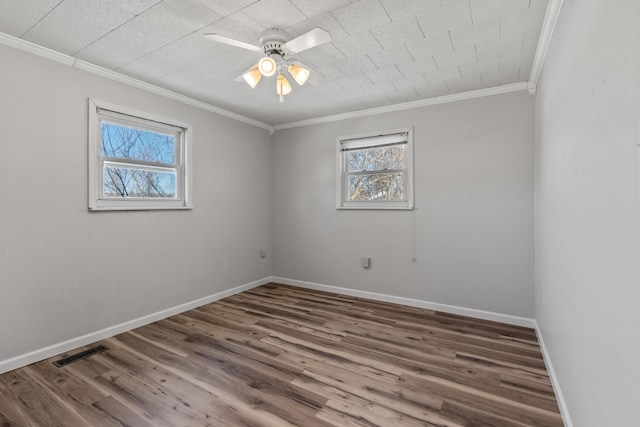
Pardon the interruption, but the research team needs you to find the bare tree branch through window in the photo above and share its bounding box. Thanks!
[337,129,413,209]
[101,122,176,198]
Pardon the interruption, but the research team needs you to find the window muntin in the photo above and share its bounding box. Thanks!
[88,99,192,210]
[337,128,413,209]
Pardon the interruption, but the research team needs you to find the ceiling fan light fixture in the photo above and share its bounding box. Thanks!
[205,27,332,102]
[241,67,262,89]
[277,73,292,102]
[258,56,277,76]
[288,64,310,86]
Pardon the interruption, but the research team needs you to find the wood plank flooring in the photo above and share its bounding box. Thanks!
[0,283,563,426]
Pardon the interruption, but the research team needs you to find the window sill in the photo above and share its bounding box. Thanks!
[89,202,193,211]
[336,204,414,210]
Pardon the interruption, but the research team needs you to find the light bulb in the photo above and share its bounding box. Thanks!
[258,56,276,77]
[241,67,262,89]
[288,64,310,86]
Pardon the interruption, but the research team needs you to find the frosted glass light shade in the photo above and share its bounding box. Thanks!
[258,56,276,76]
[276,74,292,95]
[288,64,310,85]
[277,73,292,102]
[241,67,262,89]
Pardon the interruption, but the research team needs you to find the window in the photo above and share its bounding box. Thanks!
[88,99,192,210]
[337,128,413,209]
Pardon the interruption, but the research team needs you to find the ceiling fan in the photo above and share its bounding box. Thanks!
[205,27,331,102]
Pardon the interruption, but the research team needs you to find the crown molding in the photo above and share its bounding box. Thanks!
[2,25,551,134]
[273,82,530,131]
[0,32,75,67]
[0,32,273,132]
[529,0,565,85]
[73,60,273,131]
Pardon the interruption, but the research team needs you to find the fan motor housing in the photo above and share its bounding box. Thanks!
[260,28,289,55]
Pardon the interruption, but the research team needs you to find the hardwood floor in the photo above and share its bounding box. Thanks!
[0,283,563,426]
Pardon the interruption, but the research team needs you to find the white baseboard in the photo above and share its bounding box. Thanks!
[534,322,573,427]
[275,277,573,425]
[272,276,536,328]
[0,277,271,375]
[1,275,571,427]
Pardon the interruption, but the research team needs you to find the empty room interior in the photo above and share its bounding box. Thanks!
[0,0,638,426]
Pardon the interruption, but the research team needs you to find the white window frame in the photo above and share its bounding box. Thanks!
[336,127,414,210]
[88,99,192,211]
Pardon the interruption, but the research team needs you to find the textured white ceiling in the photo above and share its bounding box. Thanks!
[0,0,549,125]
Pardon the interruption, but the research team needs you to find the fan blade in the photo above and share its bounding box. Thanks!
[204,33,263,53]
[283,28,331,54]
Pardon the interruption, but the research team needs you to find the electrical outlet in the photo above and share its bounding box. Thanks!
[361,257,371,269]
[260,249,267,258]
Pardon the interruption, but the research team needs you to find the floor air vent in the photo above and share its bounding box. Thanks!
[53,345,108,367]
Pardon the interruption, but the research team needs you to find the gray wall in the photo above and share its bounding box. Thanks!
[0,45,272,362]
[273,91,535,317]
[534,0,640,425]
